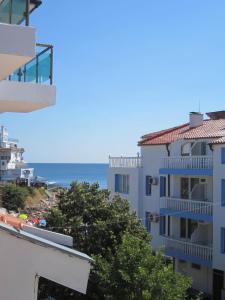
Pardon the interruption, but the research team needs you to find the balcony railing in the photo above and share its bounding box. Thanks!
[0,0,41,26]
[109,156,142,168]
[162,156,213,169]
[8,43,53,85]
[160,197,213,216]
[164,237,213,262]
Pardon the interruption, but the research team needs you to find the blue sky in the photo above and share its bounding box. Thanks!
[2,0,225,162]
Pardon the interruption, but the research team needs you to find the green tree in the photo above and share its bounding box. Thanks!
[2,184,29,211]
[44,182,191,300]
[95,232,191,300]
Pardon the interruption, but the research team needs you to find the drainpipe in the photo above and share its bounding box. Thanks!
[166,144,170,197]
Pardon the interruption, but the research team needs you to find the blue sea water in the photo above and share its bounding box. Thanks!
[28,163,108,189]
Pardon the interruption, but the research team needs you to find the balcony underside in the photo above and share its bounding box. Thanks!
[0,23,35,80]
[159,168,213,176]
[0,80,56,112]
[165,247,212,268]
[160,208,213,222]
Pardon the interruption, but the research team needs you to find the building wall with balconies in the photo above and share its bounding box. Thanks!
[212,145,225,271]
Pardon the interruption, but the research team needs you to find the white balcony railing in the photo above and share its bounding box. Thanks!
[164,237,213,262]
[160,197,213,216]
[109,156,142,168]
[162,156,213,169]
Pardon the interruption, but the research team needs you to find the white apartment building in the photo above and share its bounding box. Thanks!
[0,0,92,298]
[108,111,225,300]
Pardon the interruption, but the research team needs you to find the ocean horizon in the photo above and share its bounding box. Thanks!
[28,163,108,189]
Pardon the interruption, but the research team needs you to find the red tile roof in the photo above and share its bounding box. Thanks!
[138,119,225,146]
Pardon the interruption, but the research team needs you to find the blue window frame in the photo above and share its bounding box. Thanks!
[160,176,166,197]
[221,228,225,253]
[221,179,225,206]
[221,148,225,164]
[145,212,151,233]
[159,216,166,235]
[115,174,129,194]
[146,176,152,196]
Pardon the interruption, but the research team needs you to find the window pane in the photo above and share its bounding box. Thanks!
[145,212,151,233]
[221,179,225,206]
[187,219,198,239]
[146,176,152,196]
[160,216,166,235]
[221,148,225,164]
[181,178,189,199]
[180,218,186,238]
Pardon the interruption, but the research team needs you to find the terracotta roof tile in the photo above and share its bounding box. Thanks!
[138,119,225,146]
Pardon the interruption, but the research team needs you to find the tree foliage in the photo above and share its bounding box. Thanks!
[44,182,191,300]
[2,184,29,211]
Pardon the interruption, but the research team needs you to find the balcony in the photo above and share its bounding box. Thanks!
[160,156,213,176]
[0,0,42,80]
[160,197,213,221]
[109,156,142,168]
[163,236,212,267]
[0,44,56,112]
[8,43,53,85]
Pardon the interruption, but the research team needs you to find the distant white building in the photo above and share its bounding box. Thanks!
[108,111,225,300]
[0,125,34,183]
[0,0,92,297]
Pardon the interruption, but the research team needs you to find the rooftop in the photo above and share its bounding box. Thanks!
[0,212,92,263]
[139,112,225,146]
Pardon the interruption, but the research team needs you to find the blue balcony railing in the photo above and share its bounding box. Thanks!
[8,43,53,85]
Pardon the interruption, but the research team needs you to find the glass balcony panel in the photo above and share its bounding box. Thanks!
[25,59,37,83]
[11,0,26,25]
[37,51,51,84]
[8,45,53,85]
[0,0,26,25]
[0,0,11,23]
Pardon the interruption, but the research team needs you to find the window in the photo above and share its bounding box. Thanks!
[159,216,166,235]
[180,218,198,239]
[221,148,225,164]
[221,179,225,206]
[145,212,151,233]
[191,263,201,270]
[181,142,191,156]
[168,215,171,236]
[180,218,186,238]
[221,228,225,254]
[146,176,152,196]
[115,174,129,194]
[160,176,166,197]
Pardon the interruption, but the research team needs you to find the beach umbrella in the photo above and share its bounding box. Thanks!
[19,214,28,220]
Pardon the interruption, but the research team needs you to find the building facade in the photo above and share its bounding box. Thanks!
[0,1,92,298]
[108,111,225,300]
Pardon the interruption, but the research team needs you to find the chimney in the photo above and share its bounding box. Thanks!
[189,112,203,128]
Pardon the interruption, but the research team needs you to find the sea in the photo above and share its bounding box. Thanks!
[27,163,108,189]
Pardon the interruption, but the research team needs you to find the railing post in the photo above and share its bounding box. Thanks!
[25,0,30,26]
[36,55,39,83]
[9,0,13,24]
[50,46,53,85]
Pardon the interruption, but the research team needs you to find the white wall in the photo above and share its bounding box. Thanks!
[0,227,91,300]
[0,80,56,112]
[107,167,141,216]
[141,145,167,249]
[175,260,212,294]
